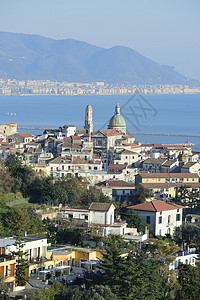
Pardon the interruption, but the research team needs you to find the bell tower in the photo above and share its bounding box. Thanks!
[84,104,93,142]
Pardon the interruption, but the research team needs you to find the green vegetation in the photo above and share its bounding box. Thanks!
[11,237,29,286]
[130,184,153,205]
[174,185,200,208]
[3,154,109,206]
[174,223,200,249]
[116,205,147,232]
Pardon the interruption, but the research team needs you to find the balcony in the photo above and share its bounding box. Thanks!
[0,255,15,263]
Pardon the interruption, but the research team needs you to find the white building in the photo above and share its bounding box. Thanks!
[0,237,48,260]
[169,250,198,270]
[59,202,143,239]
[128,200,184,236]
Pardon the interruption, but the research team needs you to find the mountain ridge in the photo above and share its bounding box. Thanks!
[0,31,188,84]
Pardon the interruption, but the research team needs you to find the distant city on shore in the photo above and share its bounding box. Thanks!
[1,79,200,96]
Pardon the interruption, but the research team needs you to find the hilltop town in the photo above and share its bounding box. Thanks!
[0,104,200,297]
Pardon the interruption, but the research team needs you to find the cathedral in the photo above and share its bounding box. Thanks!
[83,103,134,157]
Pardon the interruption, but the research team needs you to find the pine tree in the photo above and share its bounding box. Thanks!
[11,237,29,286]
[176,263,200,300]
[99,235,126,297]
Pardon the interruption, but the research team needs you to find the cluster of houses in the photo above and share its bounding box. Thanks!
[0,103,200,292]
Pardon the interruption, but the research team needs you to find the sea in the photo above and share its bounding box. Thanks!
[0,94,200,151]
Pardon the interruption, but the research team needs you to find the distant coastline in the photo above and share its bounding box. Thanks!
[1,79,200,96]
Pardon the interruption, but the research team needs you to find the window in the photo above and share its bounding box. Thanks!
[168,215,171,224]
[159,216,162,224]
[146,216,150,224]
[85,215,88,220]
[5,266,8,277]
[132,156,134,159]
[159,229,162,235]
[160,211,162,215]
[176,214,181,221]
[110,215,113,224]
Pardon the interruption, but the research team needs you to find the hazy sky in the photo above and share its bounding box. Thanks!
[1,0,200,78]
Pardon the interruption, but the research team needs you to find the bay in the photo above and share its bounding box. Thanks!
[0,94,200,150]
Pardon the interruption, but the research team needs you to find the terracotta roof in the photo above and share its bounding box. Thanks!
[138,172,199,178]
[124,135,135,138]
[72,157,88,164]
[162,159,178,167]
[0,133,7,137]
[143,158,167,165]
[62,124,75,128]
[17,133,34,138]
[122,143,140,147]
[72,136,81,140]
[142,143,154,147]
[5,123,17,127]
[108,164,127,170]
[141,182,200,189]
[98,129,122,137]
[181,162,199,168]
[121,150,140,155]
[127,200,184,212]
[62,142,82,149]
[89,202,114,211]
[97,180,134,188]
[153,143,163,148]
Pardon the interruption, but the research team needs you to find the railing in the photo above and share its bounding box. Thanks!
[6,197,30,205]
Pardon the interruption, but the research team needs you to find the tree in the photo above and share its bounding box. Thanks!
[0,159,13,194]
[175,185,200,208]
[120,253,164,300]
[174,223,200,250]
[131,184,153,205]
[145,238,180,299]
[117,206,147,232]
[0,276,9,300]
[99,235,126,297]
[11,237,29,286]
[5,207,30,235]
[176,263,200,300]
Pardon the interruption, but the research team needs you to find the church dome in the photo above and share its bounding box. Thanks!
[109,114,126,127]
[108,103,126,129]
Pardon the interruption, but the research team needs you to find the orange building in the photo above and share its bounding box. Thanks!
[0,255,16,292]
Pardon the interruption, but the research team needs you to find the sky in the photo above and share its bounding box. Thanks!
[1,0,200,78]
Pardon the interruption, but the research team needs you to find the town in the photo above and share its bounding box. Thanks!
[0,103,200,298]
[1,78,200,96]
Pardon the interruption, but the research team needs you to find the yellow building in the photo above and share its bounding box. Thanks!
[27,259,55,279]
[0,255,16,292]
[136,172,199,185]
[0,123,17,135]
[47,248,103,268]
[136,172,200,200]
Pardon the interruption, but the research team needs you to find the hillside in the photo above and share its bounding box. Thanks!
[0,32,188,84]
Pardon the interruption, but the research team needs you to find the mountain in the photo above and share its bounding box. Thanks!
[0,31,188,84]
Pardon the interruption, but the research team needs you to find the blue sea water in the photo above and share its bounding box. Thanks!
[0,94,200,150]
